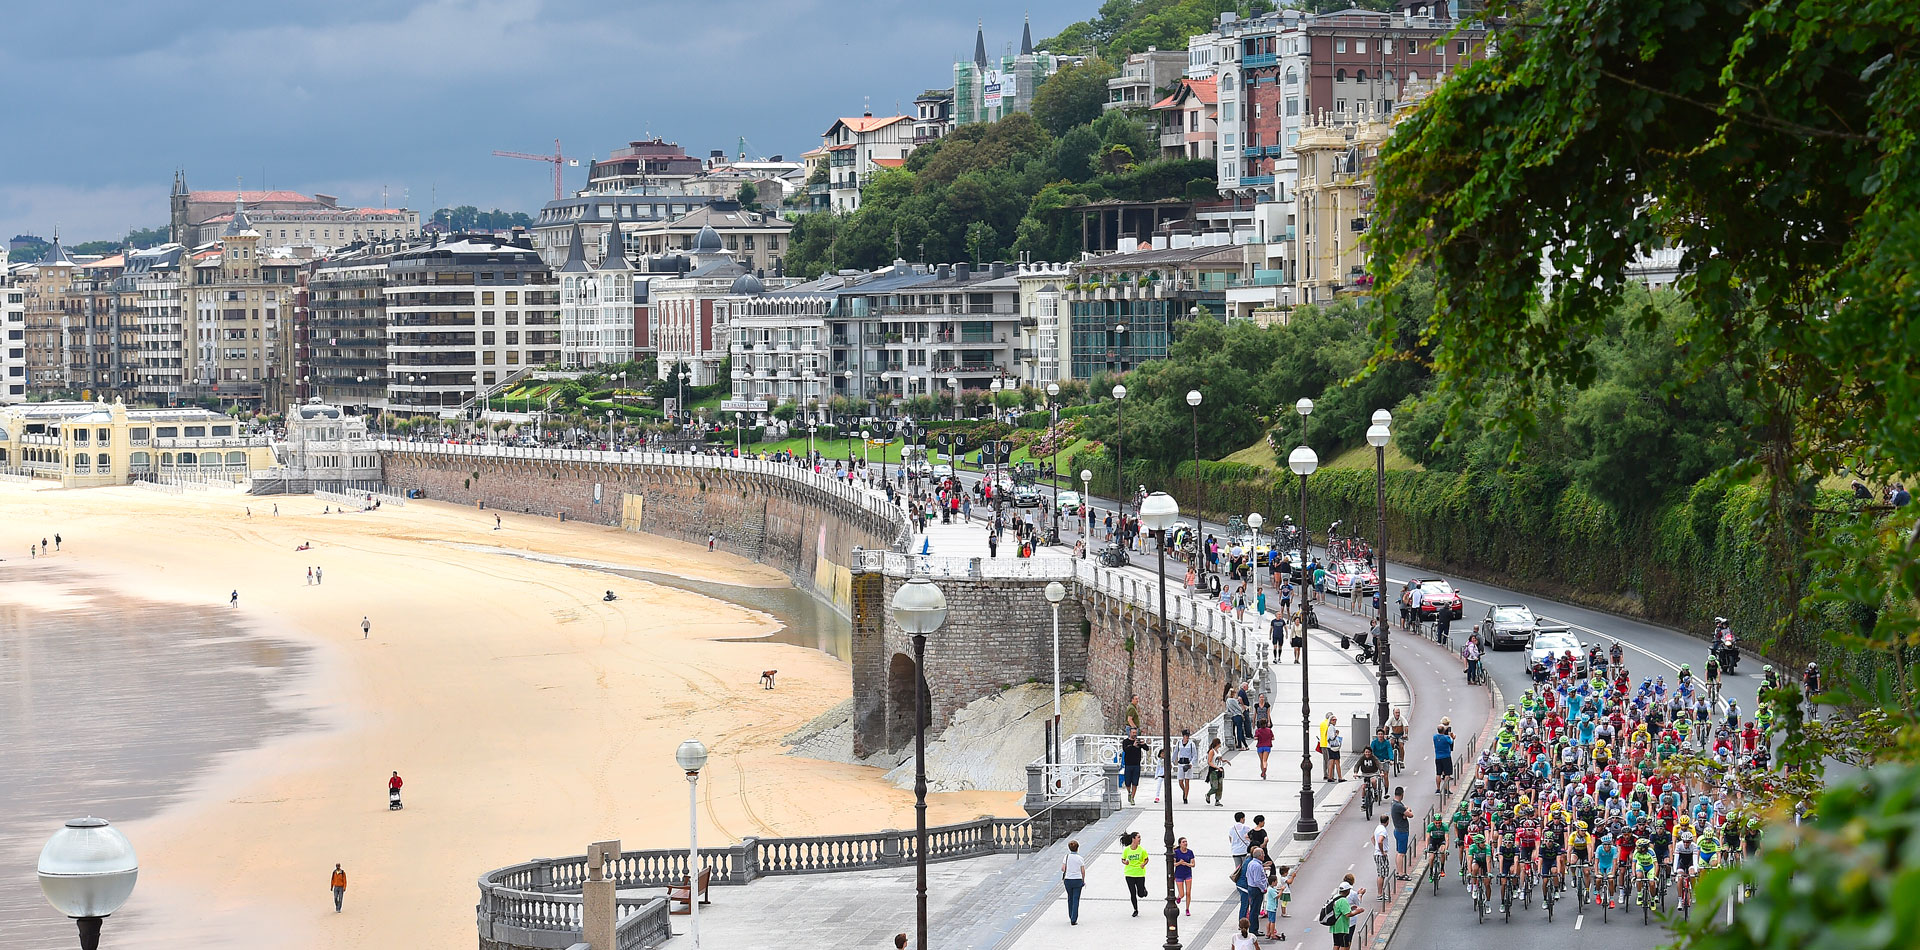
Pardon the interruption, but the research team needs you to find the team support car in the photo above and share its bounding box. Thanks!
[1327,559,1379,595]
[1527,630,1589,678]
[1410,577,1465,620]
[931,463,954,478]
[1055,490,1083,516]
[1013,485,1043,507]
[1480,603,1572,650]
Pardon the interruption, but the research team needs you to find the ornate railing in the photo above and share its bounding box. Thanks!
[376,441,910,549]
[478,818,1035,949]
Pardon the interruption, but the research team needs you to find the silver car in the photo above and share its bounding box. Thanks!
[1528,630,1589,677]
[1480,603,1569,650]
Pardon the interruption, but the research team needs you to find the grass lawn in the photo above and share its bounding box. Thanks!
[1218,437,1423,472]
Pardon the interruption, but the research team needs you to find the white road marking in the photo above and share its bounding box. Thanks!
[1575,913,1584,930]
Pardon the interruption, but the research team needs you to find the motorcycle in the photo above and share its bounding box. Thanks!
[1713,618,1740,675]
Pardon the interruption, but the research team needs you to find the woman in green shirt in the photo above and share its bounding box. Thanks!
[1121,832,1150,916]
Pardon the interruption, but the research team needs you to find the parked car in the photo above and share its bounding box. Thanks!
[1480,603,1570,650]
[1013,486,1042,508]
[1056,490,1083,516]
[1527,630,1590,677]
[1327,559,1379,595]
[1411,578,1465,620]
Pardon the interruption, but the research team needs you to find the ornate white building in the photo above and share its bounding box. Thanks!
[558,222,638,368]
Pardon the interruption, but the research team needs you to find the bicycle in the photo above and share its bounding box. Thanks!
[1569,861,1590,912]
[1361,775,1377,820]
[1543,864,1560,922]
[1677,865,1695,920]
[1471,865,1490,925]
[1500,868,1517,923]
[1639,871,1661,925]
[1427,845,1446,895]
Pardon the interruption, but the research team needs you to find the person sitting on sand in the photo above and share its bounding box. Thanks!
[603,590,618,602]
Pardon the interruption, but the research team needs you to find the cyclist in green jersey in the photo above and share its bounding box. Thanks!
[1468,833,1494,899]
[1697,829,1721,867]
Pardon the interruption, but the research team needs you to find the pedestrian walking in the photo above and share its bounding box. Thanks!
[315,566,323,585]
[1226,691,1246,751]
[1255,720,1275,778]
[307,567,314,586]
[41,538,48,554]
[1228,812,1251,871]
[1121,832,1149,917]
[1120,730,1144,805]
[54,533,61,551]
[330,863,347,912]
[230,590,239,608]
[1060,839,1086,925]
[361,616,371,639]
[273,503,279,515]
[1173,836,1195,915]
[708,533,716,551]
[1204,738,1226,805]
[495,514,502,530]
[1372,816,1393,901]
[1175,729,1199,803]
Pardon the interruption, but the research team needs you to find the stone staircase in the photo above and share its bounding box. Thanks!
[934,809,1138,950]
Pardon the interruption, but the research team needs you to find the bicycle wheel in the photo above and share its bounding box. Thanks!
[1546,886,1555,923]
[1642,883,1652,926]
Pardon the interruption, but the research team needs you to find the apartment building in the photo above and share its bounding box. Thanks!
[1151,77,1220,161]
[1,267,25,403]
[621,202,791,277]
[1014,262,1071,386]
[1108,48,1189,112]
[125,245,187,405]
[530,194,721,268]
[183,208,295,411]
[169,173,417,248]
[65,255,141,403]
[822,113,914,213]
[22,237,80,398]
[914,89,954,145]
[1292,114,1392,304]
[557,223,640,369]
[584,138,705,195]
[308,241,411,409]
[650,227,754,387]
[1064,238,1243,378]
[384,235,559,412]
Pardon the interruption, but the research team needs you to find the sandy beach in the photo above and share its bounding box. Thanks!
[0,483,1019,949]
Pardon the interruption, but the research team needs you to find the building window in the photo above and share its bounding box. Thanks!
[1356,39,1366,54]
[1407,41,1419,55]
[1336,69,1347,82]
[1383,40,1394,54]
[1335,38,1347,53]
[1458,40,1468,54]
[1336,99,1347,113]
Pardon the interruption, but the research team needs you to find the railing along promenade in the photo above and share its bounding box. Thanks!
[478,819,1037,949]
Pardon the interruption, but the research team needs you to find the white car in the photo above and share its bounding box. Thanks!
[931,463,953,478]
[1056,490,1082,515]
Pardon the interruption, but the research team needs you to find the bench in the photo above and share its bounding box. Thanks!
[666,867,712,914]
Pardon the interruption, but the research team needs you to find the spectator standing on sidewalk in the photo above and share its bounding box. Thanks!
[1433,721,1455,794]
[1391,787,1412,879]
[1226,690,1247,750]
[1060,840,1086,925]
[1228,812,1252,872]
[1326,725,1345,782]
[1237,846,1269,928]
[1329,881,1365,949]
[1120,730,1144,805]
[1372,816,1394,901]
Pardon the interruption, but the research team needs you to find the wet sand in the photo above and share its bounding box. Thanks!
[0,484,1016,949]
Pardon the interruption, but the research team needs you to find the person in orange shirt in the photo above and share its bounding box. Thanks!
[330,864,347,912]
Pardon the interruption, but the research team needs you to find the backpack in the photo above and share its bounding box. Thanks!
[1318,895,1341,926]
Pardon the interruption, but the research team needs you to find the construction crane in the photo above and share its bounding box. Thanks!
[491,139,579,201]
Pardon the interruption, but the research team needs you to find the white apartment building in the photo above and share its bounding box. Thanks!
[125,244,187,406]
[821,113,914,213]
[557,223,638,368]
[1,267,25,403]
[1014,262,1070,386]
[384,236,560,412]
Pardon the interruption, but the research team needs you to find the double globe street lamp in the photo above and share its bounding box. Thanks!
[891,577,948,950]
[38,817,138,950]
[1367,410,1395,729]
[1289,434,1321,840]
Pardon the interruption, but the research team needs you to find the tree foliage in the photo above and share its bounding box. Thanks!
[1041,0,1276,60]
[431,206,533,232]
[1031,58,1118,136]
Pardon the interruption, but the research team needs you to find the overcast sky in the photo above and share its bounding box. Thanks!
[0,0,1082,244]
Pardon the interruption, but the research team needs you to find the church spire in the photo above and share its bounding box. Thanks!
[1020,14,1033,55]
[974,19,988,67]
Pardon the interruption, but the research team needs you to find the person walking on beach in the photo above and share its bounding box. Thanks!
[1060,839,1086,925]
[230,590,239,608]
[495,514,502,530]
[1120,832,1149,917]
[41,538,48,555]
[362,616,371,639]
[307,567,314,586]
[315,566,323,585]
[273,503,279,515]
[330,864,347,912]
[54,533,61,551]
[708,533,716,551]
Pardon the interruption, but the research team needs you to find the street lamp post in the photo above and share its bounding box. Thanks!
[1047,382,1061,543]
[1139,491,1184,950]
[807,424,818,460]
[1112,383,1128,532]
[1080,468,1093,542]
[891,577,948,950]
[37,817,138,950]
[1247,511,1264,599]
[1186,390,1203,563]
[1289,442,1320,839]
[1368,412,1394,729]
[675,740,710,949]
[1045,580,1066,772]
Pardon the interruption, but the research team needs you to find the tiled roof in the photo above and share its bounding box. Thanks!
[1154,77,1219,110]
[828,115,911,135]
[871,157,907,168]
[824,143,857,152]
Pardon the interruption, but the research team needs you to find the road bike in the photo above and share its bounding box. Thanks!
[1568,861,1590,912]
[1472,868,1489,925]
[1500,868,1517,923]
[1361,775,1377,820]
[1638,870,1664,926]
[1677,865,1696,920]
[1517,858,1536,910]
[1426,841,1447,895]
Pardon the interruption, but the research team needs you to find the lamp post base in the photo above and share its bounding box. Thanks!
[75,917,103,950]
[1294,817,1321,840]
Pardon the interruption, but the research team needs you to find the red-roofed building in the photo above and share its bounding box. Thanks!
[821,112,916,213]
[1151,78,1220,161]
[168,171,420,248]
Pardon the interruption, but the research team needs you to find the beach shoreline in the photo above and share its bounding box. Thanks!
[0,484,1018,949]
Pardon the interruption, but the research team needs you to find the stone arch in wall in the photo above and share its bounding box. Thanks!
[885,651,927,754]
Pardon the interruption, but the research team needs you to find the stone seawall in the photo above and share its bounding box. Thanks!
[379,447,902,613]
